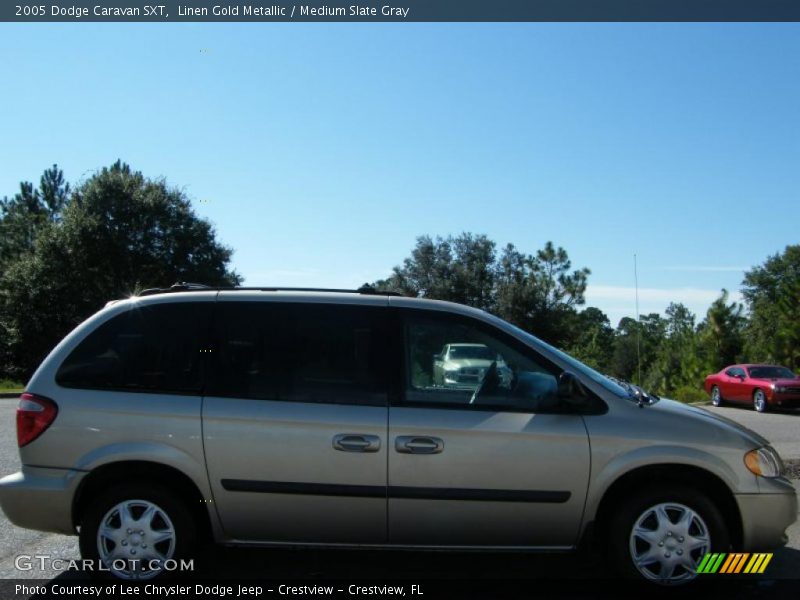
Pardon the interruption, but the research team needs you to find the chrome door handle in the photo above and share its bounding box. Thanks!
[333,434,381,453]
[395,436,444,454]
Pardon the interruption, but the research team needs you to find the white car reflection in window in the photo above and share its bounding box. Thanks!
[433,343,513,389]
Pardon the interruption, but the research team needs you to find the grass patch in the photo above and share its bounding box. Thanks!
[0,378,24,393]
[670,385,709,404]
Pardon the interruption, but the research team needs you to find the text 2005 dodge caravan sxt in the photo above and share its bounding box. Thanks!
[0,286,796,583]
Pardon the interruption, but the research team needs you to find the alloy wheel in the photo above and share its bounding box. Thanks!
[754,390,767,413]
[96,499,177,580]
[629,502,711,584]
[711,387,721,407]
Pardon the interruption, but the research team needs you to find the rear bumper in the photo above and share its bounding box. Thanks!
[736,478,798,551]
[0,467,85,535]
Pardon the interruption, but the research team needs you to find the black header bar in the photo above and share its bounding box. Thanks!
[4,1,800,23]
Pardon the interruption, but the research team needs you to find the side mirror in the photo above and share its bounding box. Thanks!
[557,371,588,400]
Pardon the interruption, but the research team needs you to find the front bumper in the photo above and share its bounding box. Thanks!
[0,467,85,535]
[772,393,800,408]
[736,478,798,551]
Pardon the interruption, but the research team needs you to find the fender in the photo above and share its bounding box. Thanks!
[71,441,225,540]
[74,441,207,483]
[583,443,750,523]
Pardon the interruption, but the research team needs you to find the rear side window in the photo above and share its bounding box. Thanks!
[56,302,211,394]
[207,302,388,406]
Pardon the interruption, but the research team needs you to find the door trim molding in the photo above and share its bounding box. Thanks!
[390,486,570,503]
[221,479,571,503]
[221,479,385,497]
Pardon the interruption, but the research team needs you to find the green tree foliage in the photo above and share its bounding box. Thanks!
[495,242,590,347]
[776,278,800,369]
[610,317,640,381]
[742,245,800,369]
[567,307,615,372]
[644,303,703,395]
[0,161,240,378]
[0,165,71,375]
[610,313,666,384]
[0,164,69,270]
[697,289,745,372]
[376,233,497,310]
[376,234,591,348]
[3,164,796,398]
[377,232,800,401]
[376,235,763,402]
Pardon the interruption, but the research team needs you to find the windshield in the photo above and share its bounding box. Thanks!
[500,319,633,399]
[749,366,796,379]
[448,345,496,360]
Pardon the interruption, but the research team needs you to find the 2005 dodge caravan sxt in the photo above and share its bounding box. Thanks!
[0,286,796,583]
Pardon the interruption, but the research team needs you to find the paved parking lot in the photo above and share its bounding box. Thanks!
[702,403,800,460]
[0,398,798,590]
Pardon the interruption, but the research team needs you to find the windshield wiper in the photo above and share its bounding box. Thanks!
[607,376,659,407]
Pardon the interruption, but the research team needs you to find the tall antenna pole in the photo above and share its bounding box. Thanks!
[634,254,642,385]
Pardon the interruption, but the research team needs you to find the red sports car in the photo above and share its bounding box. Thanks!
[704,364,800,412]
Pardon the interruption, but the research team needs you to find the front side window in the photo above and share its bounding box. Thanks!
[405,316,562,412]
[56,302,211,394]
[498,318,630,400]
[207,302,388,405]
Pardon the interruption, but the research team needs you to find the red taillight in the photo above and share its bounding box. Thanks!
[16,393,58,447]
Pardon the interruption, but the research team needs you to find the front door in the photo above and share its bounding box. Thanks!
[388,312,592,547]
[722,367,745,402]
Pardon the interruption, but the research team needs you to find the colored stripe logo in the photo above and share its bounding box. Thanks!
[696,553,773,574]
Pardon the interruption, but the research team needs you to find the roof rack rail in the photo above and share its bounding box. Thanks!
[135,283,403,297]
[139,282,212,297]
[252,286,403,297]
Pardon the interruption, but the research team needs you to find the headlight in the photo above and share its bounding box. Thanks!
[744,446,785,478]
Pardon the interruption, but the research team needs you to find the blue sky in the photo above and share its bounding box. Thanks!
[1,23,798,326]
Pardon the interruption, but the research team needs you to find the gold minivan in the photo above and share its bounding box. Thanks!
[1,286,796,583]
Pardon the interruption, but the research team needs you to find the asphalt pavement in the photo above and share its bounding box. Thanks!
[0,398,798,589]
[702,403,800,461]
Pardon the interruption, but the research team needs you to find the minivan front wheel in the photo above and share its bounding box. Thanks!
[79,483,195,580]
[609,485,729,585]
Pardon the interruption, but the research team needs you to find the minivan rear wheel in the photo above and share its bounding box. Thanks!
[608,485,729,585]
[79,482,195,580]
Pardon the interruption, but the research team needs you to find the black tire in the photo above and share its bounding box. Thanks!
[608,485,730,585]
[710,386,724,407]
[79,482,196,580]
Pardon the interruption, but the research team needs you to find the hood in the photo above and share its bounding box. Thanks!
[445,358,495,369]
[652,398,769,448]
